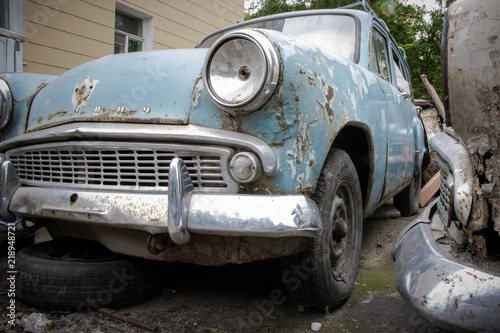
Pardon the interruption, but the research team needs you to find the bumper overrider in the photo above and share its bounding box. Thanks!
[0,123,322,244]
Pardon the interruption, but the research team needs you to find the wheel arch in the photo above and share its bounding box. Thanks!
[331,123,374,208]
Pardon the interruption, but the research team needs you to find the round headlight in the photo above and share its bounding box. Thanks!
[0,79,13,130]
[203,29,280,115]
[230,152,263,183]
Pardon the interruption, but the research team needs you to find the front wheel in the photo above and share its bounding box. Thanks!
[282,149,363,310]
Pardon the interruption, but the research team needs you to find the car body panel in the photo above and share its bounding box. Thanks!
[0,73,57,140]
[395,0,500,331]
[393,201,500,333]
[27,49,211,131]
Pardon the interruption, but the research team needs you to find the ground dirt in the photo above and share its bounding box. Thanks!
[1,208,447,333]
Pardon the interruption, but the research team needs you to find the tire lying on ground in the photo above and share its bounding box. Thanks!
[16,239,164,311]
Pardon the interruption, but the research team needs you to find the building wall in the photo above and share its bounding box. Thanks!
[22,0,244,75]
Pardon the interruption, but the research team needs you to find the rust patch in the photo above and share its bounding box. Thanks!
[190,75,203,110]
[325,85,335,121]
[37,116,44,124]
[23,82,51,103]
[308,76,316,87]
[297,127,312,160]
[326,85,334,101]
[275,101,289,132]
[221,112,234,131]
[72,76,98,110]
[47,110,68,121]
[325,102,334,120]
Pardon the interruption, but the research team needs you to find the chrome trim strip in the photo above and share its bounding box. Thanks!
[430,132,473,225]
[394,200,500,333]
[0,123,277,176]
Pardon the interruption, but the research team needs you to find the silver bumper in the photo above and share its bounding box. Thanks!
[2,158,322,244]
[393,200,500,333]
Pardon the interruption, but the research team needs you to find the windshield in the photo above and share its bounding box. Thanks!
[199,14,358,63]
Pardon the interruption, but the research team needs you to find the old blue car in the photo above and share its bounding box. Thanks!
[0,2,425,310]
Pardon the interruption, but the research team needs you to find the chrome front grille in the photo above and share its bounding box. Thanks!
[7,142,238,192]
[435,154,454,226]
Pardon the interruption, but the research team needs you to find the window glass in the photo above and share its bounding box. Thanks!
[114,11,144,54]
[114,32,126,54]
[0,0,9,30]
[393,52,410,95]
[128,38,143,53]
[371,29,390,81]
[115,12,141,36]
[281,15,357,62]
[200,14,358,63]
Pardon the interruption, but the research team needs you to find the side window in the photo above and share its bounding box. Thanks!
[393,51,411,95]
[370,29,391,82]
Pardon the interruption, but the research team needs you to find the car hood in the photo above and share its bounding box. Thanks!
[27,48,208,132]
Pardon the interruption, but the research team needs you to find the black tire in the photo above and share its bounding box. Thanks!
[16,239,164,311]
[282,149,363,310]
[393,171,421,217]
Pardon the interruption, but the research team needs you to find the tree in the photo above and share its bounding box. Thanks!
[246,0,308,19]
[245,0,452,100]
[309,0,356,8]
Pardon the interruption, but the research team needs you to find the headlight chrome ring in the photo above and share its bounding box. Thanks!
[0,79,13,130]
[203,29,280,115]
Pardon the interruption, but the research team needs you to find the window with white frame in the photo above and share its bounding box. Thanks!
[0,0,24,73]
[114,4,153,54]
[114,11,144,54]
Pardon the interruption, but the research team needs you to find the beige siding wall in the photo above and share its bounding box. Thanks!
[23,0,244,75]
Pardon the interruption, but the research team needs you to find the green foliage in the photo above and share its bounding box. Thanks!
[309,0,357,8]
[245,0,455,100]
[371,1,446,99]
[247,0,308,18]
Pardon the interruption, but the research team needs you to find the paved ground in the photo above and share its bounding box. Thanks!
[1,205,447,333]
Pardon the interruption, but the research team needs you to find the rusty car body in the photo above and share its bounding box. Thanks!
[393,0,500,331]
[1,2,425,309]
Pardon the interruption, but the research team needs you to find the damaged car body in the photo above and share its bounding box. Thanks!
[1,2,425,309]
[393,0,500,331]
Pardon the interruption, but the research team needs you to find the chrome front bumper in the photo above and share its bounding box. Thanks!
[393,200,500,333]
[1,157,322,244]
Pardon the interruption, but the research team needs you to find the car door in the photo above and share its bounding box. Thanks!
[369,25,413,200]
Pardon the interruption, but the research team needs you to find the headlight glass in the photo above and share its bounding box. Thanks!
[230,152,262,183]
[203,29,280,114]
[0,79,13,130]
